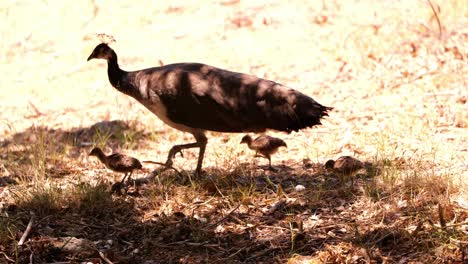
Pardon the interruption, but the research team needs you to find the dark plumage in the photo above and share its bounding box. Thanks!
[241,135,287,169]
[89,147,143,184]
[87,43,332,175]
[325,156,364,184]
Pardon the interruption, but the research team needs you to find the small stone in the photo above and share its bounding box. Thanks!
[52,237,95,257]
[295,185,306,191]
[215,225,226,234]
[194,214,208,223]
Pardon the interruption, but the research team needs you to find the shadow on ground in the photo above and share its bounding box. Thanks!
[0,121,163,180]
[2,122,454,263]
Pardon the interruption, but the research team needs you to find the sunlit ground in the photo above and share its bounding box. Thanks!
[0,0,467,262]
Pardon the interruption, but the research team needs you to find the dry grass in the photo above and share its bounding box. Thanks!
[0,0,467,263]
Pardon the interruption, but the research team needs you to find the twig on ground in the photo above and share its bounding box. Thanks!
[18,212,35,246]
[445,221,468,228]
[424,91,458,96]
[371,232,394,246]
[313,223,349,230]
[27,101,44,117]
[450,238,468,245]
[159,240,220,250]
[230,214,246,225]
[221,247,245,260]
[143,161,183,178]
[266,198,286,215]
[257,225,289,231]
[430,220,468,230]
[0,251,14,262]
[98,250,114,264]
[389,70,437,89]
[164,239,193,246]
[68,219,107,229]
[209,203,241,227]
[426,0,442,39]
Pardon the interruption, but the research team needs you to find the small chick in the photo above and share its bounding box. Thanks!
[240,135,287,169]
[89,147,143,184]
[325,156,364,185]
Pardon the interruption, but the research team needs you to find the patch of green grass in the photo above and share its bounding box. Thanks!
[92,126,113,150]
[11,183,64,217]
[119,121,145,150]
[371,134,403,191]
[363,177,386,201]
[8,127,66,184]
[90,120,146,151]
[29,128,49,182]
[71,182,113,218]
[232,181,257,204]
[212,142,242,172]
[11,180,118,219]
[0,216,18,246]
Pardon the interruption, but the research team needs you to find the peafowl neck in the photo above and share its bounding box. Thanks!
[106,50,135,96]
[107,51,123,86]
[94,150,108,165]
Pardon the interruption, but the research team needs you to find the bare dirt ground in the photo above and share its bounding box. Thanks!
[0,1,467,263]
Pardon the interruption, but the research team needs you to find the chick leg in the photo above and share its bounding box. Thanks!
[120,172,129,185]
